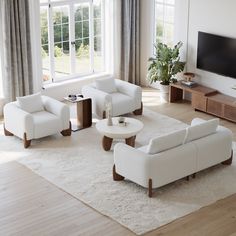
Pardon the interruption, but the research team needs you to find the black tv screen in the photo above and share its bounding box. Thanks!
[197,31,236,79]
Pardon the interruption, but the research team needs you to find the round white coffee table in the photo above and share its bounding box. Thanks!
[96,117,144,151]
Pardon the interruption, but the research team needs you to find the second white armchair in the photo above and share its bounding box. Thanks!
[82,78,142,118]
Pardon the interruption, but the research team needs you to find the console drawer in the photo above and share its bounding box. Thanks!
[207,99,223,117]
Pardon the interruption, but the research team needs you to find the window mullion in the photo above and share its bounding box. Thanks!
[89,0,94,73]
[70,3,76,74]
[48,4,55,82]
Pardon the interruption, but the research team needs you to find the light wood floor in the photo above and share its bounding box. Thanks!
[1,88,236,236]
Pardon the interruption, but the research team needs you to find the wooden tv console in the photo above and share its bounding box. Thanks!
[170,82,236,123]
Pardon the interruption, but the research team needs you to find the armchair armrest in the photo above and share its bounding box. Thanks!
[41,96,70,130]
[82,85,112,118]
[115,79,142,109]
[4,102,34,139]
[114,143,151,188]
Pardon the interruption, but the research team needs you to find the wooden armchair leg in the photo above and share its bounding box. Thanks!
[222,150,233,165]
[148,179,152,198]
[4,124,13,136]
[24,133,31,148]
[61,122,72,136]
[133,102,143,115]
[113,165,124,181]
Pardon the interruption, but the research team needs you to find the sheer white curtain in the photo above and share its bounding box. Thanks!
[104,0,122,80]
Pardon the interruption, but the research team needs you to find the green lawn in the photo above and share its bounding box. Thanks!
[42,54,102,81]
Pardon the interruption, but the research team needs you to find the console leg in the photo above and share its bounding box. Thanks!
[113,165,124,181]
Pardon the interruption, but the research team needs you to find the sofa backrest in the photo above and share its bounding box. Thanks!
[184,118,219,143]
[147,129,187,154]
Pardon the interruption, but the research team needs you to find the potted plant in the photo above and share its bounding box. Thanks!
[147,41,186,101]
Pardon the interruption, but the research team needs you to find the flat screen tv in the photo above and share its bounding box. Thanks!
[197,31,236,79]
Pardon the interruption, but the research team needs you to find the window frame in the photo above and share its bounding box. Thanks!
[40,0,105,83]
[154,0,175,47]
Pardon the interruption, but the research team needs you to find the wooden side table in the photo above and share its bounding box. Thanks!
[64,97,92,132]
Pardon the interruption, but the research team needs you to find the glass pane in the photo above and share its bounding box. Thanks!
[93,0,103,72]
[83,5,89,20]
[62,24,69,41]
[164,23,174,46]
[156,21,163,38]
[165,6,175,23]
[54,25,61,42]
[155,3,164,21]
[165,0,175,5]
[94,19,101,36]
[74,3,91,74]
[83,20,89,38]
[40,7,50,82]
[75,39,90,74]
[53,6,71,79]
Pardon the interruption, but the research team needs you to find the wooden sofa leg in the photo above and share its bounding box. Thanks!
[24,133,31,148]
[4,124,13,136]
[192,173,196,179]
[61,122,72,136]
[103,111,106,119]
[133,102,143,115]
[113,165,124,181]
[148,179,152,198]
[186,176,190,181]
[222,150,233,165]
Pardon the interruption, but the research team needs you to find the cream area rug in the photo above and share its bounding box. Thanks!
[1,108,236,235]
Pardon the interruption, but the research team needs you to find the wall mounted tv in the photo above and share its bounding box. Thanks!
[197,31,236,79]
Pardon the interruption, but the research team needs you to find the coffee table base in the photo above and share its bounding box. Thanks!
[102,135,136,151]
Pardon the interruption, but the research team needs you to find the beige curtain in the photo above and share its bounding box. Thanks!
[120,0,140,85]
[0,0,33,102]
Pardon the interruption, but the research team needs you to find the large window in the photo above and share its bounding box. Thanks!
[40,0,104,83]
[155,0,175,46]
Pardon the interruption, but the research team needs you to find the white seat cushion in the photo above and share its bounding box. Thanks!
[95,78,117,94]
[111,92,135,116]
[17,93,44,113]
[147,129,187,154]
[185,118,219,143]
[32,111,63,139]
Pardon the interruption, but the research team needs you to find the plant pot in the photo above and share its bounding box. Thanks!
[159,84,169,102]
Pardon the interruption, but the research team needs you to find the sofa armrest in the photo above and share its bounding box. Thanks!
[4,102,34,139]
[114,143,151,187]
[115,79,142,109]
[82,85,112,118]
[41,96,70,130]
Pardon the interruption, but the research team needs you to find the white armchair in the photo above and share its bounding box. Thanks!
[82,78,142,118]
[4,95,71,148]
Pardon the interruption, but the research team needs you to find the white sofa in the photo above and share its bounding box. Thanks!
[113,118,233,197]
[82,78,142,118]
[4,94,71,148]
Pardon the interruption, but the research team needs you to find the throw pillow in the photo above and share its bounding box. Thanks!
[147,129,187,154]
[95,77,117,93]
[185,118,219,143]
[17,93,44,113]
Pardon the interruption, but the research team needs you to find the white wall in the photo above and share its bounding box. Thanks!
[187,0,236,97]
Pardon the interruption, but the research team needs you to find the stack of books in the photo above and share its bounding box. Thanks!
[181,80,197,87]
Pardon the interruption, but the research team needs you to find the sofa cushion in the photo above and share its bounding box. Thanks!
[147,129,187,154]
[17,93,44,113]
[185,118,219,143]
[191,117,208,126]
[95,78,117,94]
